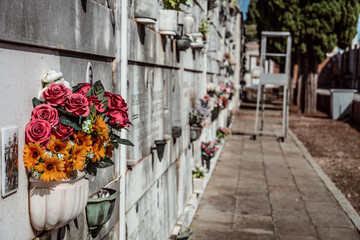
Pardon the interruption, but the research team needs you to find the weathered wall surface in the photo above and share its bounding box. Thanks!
[0,0,242,239]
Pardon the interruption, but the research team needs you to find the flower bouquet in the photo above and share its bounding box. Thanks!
[192,164,207,193]
[201,141,218,169]
[24,78,132,181]
[24,70,133,231]
[216,126,231,142]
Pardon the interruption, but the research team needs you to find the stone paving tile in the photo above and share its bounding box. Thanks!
[273,209,317,236]
[190,112,360,240]
[316,227,360,240]
[306,202,355,228]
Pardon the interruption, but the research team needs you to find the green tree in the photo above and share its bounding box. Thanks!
[245,0,259,42]
[253,0,359,113]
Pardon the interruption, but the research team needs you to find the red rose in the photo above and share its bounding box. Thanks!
[25,119,52,146]
[65,93,90,117]
[31,104,59,127]
[106,109,130,129]
[52,123,73,140]
[104,92,128,111]
[87,96,105,113]
[76,83,92,96]
[42,83,72,106]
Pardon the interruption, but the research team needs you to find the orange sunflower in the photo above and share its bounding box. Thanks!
[23,142,45,170]
[73,131,93,152]
[35,154,66,182]
[105,143,115,158]
[69,145,87,171]
[47,136,71,156]
[92,136,106,162]
[63,156,74,178]
[93,115,109,140]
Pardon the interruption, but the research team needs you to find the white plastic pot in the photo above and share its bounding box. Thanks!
[183,13,194,34]
[134,0,159,24]
[159,10,178,36]
[29,172,89,231]
[191,33,204,48]
[193,178,204,193]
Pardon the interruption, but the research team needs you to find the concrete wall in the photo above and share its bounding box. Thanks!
[0,0,242,239]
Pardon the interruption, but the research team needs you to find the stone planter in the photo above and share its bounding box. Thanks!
[193,178,204,194]
[330,89,357,120]
[201,155,211,170]
[159,10,178,36]
[29,171,89,231]
[190,126,202,141]
[177,34,191,51]
[134,0,159,25]
[191,33,204,49]
[184,13,194,34]
[86,188,119,231]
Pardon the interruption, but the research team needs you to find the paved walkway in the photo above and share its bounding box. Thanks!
[190,109,360,240]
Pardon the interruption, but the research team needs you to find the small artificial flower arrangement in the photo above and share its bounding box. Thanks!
[206,82,221,96]
[192,164,208,179]
[23,71,133,182]
[201,141,219,160]
[163,0,190,10]
[189,99,211,128]
[216,126,231,141]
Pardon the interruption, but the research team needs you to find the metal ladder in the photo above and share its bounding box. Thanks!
[251,31,292,142]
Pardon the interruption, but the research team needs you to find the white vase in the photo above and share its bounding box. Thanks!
[134,0,159,24]
[183,13,194,34]
[29,171,89,231]
[193,178,204,193]
[159,10,178,36]
[191,33,204,48]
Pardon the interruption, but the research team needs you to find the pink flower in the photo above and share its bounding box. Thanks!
[25,119,52,146]
[65,93,90,117]
[76,83,92,96]
[87,96,105,113]
[42,83,72,106]
[31,104,59,128]
[104,92,128,111]
[52,123,73,141]
[106,109,131,129]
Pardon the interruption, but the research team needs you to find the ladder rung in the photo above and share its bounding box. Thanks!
[265,53,287,57]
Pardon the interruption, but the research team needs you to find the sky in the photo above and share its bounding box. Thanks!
[238,0,250,20]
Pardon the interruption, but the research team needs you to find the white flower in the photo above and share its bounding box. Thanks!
[82,126,89,132]
[45,151,53,157]
[41,70,63,84]
[54,78,71,90]
[31,170,40,178]
[70,140,75,146]
[87,153,94,159]
[57,153,64,159]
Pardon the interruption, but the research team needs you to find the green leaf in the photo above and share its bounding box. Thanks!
[72,85,84,93]
[112,141,119,149]
[58,116,82,131]
[97,156,115,168]
[117,138,134,146]
[32,97,43,107]
[89,104,97,116]
[86,163,97,176]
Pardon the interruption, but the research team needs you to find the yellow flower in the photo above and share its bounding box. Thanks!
[47,136,71,156]
[23,142,45,170]
[92,137,106,162]
[73,131,92,152]
[63,156,74,179]
[70,145,86,171]
[36,154,65,182]
[93,115,109,141]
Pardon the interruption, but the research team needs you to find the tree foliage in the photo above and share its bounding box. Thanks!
[249,0,360,112]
